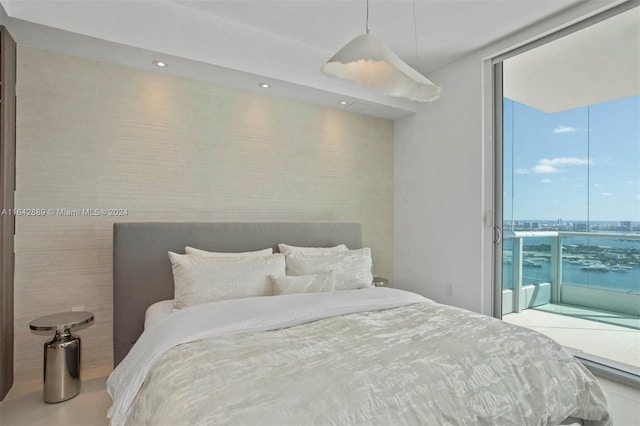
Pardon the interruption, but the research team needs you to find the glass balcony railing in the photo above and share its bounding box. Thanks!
[502,231,640,316]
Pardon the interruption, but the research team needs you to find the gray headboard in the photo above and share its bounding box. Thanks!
[113,221,362,366]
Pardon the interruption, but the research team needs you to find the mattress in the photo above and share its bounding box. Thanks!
[108,288,610,426]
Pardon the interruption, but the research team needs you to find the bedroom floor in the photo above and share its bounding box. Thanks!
[0,366,111,426]
[0,366,638,426]
[503,304,640,373]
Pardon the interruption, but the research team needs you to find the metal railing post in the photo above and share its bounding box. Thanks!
[550,235,562,304]
[512,236,523,313]
[550,235,562,303]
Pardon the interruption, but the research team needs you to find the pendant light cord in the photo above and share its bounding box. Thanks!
[366,0,370,34]
[365,0,420,71]
[413,0,420,72]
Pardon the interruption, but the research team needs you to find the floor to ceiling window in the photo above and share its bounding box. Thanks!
[495,5,640,377]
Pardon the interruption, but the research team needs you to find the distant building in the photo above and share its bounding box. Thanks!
[573,223,588,232]
[620,221,632,231]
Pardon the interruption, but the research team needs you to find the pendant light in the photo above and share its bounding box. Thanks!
[321,0,441,102]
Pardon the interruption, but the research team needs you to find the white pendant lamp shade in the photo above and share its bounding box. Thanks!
[322,33,441,102]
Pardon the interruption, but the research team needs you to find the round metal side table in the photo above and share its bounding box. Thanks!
[373,276,389,287]
[29,311,94,403]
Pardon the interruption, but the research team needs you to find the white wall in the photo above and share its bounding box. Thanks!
[393,0,625,315]
[0,3,6,26]
[394,52,488,313]
[14,47,394,381]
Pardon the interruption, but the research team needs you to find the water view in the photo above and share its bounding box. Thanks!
[503,235,640,293]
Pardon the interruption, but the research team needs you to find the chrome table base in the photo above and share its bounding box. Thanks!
[43,329,81,403]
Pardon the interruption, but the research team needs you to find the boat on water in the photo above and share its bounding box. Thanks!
[611,265,632,273]
[581,263,610,272]
[523,259,542,268]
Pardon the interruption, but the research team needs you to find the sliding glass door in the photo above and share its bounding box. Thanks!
[494,5,640,377]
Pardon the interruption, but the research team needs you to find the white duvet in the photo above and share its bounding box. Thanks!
[107,288,610,426]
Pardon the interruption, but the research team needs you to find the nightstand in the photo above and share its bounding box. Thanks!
[29,311,94,403]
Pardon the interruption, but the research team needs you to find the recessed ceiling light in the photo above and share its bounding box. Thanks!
[152,60,168,68]
[259,83,271,88]
[339,100,349,105]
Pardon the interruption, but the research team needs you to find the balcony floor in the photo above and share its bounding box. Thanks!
[503,303,640,373]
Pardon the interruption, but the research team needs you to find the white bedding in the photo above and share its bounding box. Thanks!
[109,288,425,424]
[143,299,174,330]
[108,288,610,426]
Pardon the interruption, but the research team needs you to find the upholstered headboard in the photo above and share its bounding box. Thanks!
[112,221,362,366]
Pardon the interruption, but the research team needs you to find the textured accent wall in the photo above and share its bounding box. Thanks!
[14,47,393,381]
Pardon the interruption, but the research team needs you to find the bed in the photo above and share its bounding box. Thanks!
[108,222,611,426]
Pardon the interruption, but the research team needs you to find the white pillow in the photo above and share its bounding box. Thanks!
[270,271,335,295]
[169,252,285,309]
[185,246,273,257]
[277,243,348,254]
[285,248,373,290]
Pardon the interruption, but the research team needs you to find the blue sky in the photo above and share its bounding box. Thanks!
[503,95,640,222]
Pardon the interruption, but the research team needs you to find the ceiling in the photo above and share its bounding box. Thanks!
[0,0,619,119]
[173,0,583,74]
[504,6,639,113]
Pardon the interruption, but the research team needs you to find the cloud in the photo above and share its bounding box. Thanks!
[540,179,553,184]
[530,157,591,174]
[514,168,530,175]
[539,157,591,166]
[601,192,613,196]
[553,126,578,134]
[532,164,561,174]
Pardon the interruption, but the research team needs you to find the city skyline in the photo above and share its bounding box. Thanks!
[504,219,639,233]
